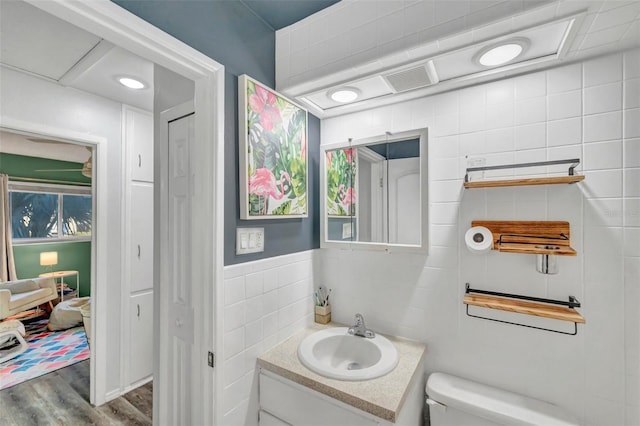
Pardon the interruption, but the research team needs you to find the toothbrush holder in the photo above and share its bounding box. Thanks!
[314,305,331,324]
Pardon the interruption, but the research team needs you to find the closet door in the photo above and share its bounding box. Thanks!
[125,107,154,182]
[129,291,154,384]
[130,182,154,293]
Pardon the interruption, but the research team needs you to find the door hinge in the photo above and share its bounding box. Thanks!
[208,351,215,368]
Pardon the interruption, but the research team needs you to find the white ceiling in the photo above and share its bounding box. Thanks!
[0,130,91,164]
[0,0,153,111]
[279,0,640,117]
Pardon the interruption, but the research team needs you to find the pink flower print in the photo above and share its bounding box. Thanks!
[340,186,356,209]
[249,85,281,132]
[249,168,290,201]
[344,148,354,164]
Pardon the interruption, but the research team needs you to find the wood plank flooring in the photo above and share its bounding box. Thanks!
[0,360,153,425]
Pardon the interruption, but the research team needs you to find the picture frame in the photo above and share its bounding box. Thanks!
[238,74,308,219]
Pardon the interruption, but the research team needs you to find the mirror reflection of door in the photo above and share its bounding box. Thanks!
[325,136,421,246]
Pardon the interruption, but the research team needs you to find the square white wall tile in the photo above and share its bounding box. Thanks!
[585,198,624,227]
[515,123,546,150]
[624,108,640,138]
[584,82,622,115]
[486,102,515,130]
[548,118,582,147]
[548,90,582,120]
[485,79,515,105]
[584,140,622,170]
[224,302,246,332]
[547,63,582,94]
[484,128,514,153]
[516,97,546,125]
[584,111,622,143]
[432,135,461,159]
[245,272,263,299]
[225,276,245,306]
[624,228,640,256]
[224,327,244,361]
[625,198,640,226]
[583,170,623,199]
[624,49,640,79]
[625,169,640,197]
[515,73,546,99]
[584,53,623,87]
[624,78,640,109]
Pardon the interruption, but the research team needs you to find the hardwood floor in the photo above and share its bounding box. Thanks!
[0,360,153,425]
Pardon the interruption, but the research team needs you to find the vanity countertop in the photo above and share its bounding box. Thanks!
[257,323,427,423]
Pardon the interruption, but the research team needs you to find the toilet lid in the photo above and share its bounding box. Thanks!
[426,373,579,426]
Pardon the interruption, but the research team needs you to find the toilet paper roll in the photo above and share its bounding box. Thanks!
[465,226,493,254]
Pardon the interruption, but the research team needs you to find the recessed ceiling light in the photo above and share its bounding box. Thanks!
[477,39,529,67]
[328,87,360,103]
[118,76,145,90]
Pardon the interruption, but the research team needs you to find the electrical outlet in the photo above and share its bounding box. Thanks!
[236,227,264,254]
[466,157,486,181]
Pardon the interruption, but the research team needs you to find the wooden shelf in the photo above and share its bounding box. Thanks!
[464,175,584,188]
[464,294,585,324]
[471,220,577,256]
[496,242,576,256]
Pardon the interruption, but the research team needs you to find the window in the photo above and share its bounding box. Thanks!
[10,185,92,242]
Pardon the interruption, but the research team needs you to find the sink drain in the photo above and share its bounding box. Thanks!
[347,362,362,370]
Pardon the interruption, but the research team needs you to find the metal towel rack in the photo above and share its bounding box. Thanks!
[464,158,580,183]
[464,284,584,336]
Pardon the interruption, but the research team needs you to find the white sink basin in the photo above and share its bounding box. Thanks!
[297,327,399,381]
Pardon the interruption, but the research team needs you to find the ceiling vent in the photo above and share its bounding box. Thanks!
[382,61,439,93]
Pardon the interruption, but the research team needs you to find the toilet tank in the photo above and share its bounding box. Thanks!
[426,373,579,426]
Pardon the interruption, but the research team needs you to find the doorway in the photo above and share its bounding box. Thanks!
[0,1,223,423]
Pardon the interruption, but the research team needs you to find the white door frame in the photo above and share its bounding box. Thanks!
[0,118,107,402]
[22,1,225,423]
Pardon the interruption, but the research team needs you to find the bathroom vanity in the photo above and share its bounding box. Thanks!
[257,324,426,425]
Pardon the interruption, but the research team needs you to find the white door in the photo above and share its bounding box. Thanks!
[388,157,420,245]
[158,110,197,424]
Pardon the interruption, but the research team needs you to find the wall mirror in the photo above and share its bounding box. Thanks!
[321,128,428,252]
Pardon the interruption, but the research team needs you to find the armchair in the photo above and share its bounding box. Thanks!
[0,277,57,320]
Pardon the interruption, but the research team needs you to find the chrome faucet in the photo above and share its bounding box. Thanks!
[347,313,375,338]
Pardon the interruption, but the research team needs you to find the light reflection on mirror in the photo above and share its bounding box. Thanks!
[322,128,428,252]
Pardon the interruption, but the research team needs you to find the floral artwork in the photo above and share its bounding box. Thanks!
[325,148,356,216]
[239,75,308,219]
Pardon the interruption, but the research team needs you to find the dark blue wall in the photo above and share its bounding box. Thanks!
[113,0,320,265]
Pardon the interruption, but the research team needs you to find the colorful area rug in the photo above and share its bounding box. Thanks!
[0,319,89,390]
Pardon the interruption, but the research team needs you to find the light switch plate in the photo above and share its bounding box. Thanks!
[236,227,265,254]
[342,223,352,239]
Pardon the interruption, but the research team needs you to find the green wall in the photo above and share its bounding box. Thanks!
[13,241,91,297]
[1,153,92,296]
[0,152,91,185]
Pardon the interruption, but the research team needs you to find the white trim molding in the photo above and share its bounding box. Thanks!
[18,1,225,424]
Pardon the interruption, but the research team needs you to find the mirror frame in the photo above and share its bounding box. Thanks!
[320,127,429,253]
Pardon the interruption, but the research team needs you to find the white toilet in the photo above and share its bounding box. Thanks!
[426,372,579,426]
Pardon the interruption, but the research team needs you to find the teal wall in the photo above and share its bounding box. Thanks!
[1,152,92,296]
[13,241,91,297]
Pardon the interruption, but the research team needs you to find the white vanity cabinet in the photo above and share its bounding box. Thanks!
[258,371,424,426]
[259,372,378,426]
[122,105,154,389]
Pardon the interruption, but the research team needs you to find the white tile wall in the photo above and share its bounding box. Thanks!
[320,50,640,425]
[220,250,315,426]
